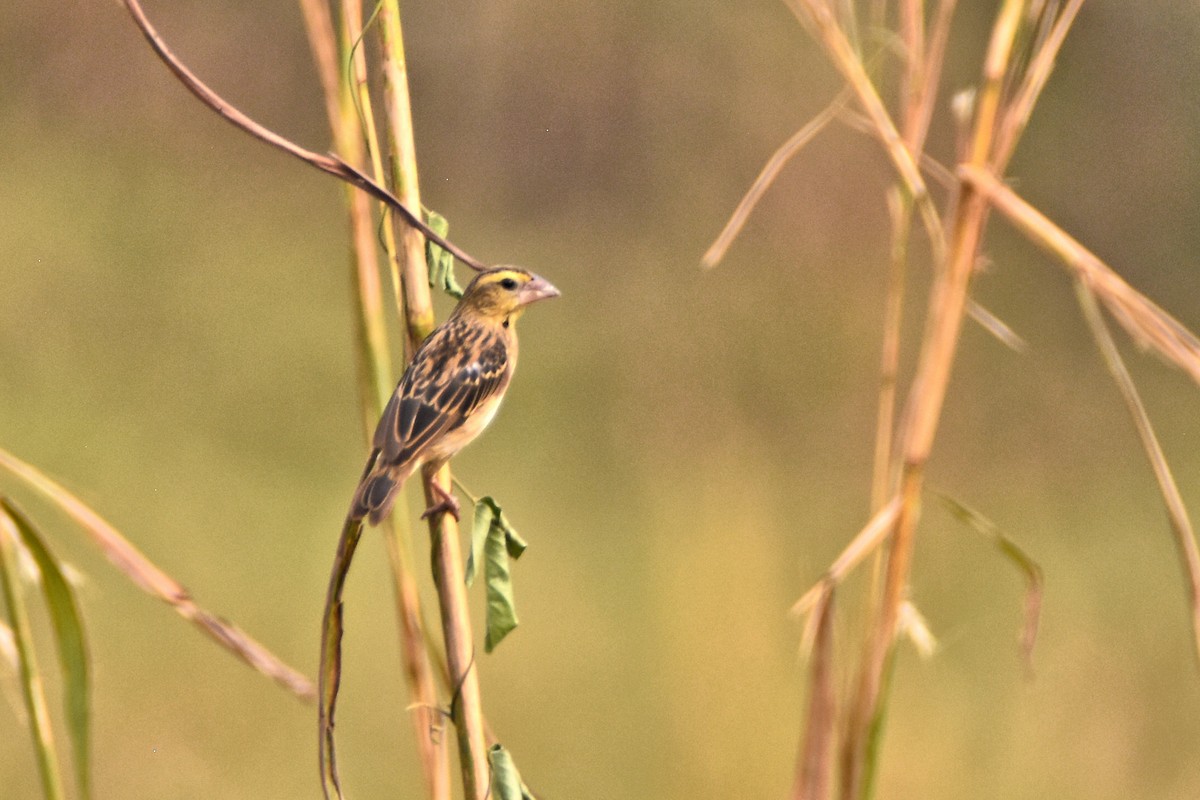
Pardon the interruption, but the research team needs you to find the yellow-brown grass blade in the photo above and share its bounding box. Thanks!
[0,447,314,700]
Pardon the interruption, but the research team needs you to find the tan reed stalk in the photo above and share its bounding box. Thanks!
[373,3,490,796]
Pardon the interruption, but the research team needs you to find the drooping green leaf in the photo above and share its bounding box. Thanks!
[0,502,67,800]
[483,521,519,653]
[488,744,536,800]
[1,499,90,799]
[464,496,527,652]
[466,497,497,587]
[424,209,463,299]
[504,523,528,560]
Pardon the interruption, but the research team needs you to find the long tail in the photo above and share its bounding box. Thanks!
[349,450,418,525]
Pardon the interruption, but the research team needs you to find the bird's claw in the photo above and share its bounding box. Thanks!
[420,483,461,521]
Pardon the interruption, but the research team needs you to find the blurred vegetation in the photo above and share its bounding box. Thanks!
[2,2,1200,798]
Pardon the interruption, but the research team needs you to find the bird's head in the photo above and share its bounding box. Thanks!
[455,267,560,327]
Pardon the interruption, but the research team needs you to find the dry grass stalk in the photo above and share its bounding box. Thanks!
[1075,284,1200,665]
[791,587,837,800]
[0,448,314,699]
[120,0,486,270]
[702,87,851,269]
[871,190,909,512]
[299,0,393,431]
[843,2,1029,796]
[991,0,1085,170]
[369,1,490,794]
[961,165,1200,387]
[784,0,945,262]
[792,497,901,622]
[299,2,448,796]
[710,0,1197,797]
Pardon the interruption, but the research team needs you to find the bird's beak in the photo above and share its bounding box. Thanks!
[517,274,561,306]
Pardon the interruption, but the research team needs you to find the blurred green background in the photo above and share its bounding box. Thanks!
[3,2,1200,798]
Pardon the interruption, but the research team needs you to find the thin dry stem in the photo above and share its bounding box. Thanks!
[993,0,1085,169]
[792,497,901,620]
[836,108,958,191]
[841,5,1026,795]
[702,87,851,269]
[424,467,490,800]
[871,190,910,512]
[791,587,837,800]
[785,0,946,263]
[961,166,1200,387]
[299,0,393,430]
[299,0,342,133]
[1075,283,1200,666]
[906,0,958,155]
[0,448,313,700]
[120,0,487,271]
[374,1,454,795]
[898,0,926,148]
[343,0,407,336]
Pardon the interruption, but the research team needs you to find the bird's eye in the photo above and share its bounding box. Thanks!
[499,278,518,290]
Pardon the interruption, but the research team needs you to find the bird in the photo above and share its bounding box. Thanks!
[349,266,559,525]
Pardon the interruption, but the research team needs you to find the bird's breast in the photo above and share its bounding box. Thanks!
[425,392,505,463]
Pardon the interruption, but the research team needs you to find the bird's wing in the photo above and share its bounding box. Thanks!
[375,325,510,471]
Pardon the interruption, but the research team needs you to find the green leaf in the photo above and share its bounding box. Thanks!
[465,496,527,652]
[466,497,497,587]
[505,524,528,560]
[483,521,519,652]
[488,744,536,800]
[424,209,463,299]
[0,500,68,800]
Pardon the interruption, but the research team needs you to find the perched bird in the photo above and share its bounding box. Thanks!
[350,267,559,525]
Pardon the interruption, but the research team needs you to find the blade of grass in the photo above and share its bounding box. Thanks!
[896,600,938,659]
[0,447,314,700]
[934,492,1044,671]
[1,499,90,798]
[0,507,66,800]
[1075,282,1200,666]
[966,298,1027,352]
